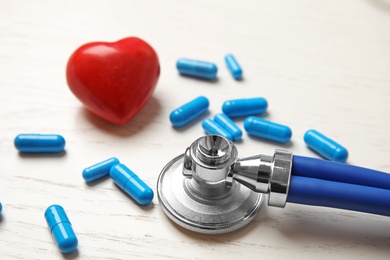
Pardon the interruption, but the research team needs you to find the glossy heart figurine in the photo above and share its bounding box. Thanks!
[66,37,160,124]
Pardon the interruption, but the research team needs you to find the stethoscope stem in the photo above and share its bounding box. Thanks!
[230,152,390,216]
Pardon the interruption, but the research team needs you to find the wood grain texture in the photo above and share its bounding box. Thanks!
[0,0,390,259]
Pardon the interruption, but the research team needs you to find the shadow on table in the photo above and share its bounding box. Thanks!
[17,150,67,159]
[77,96,162,137]
[367,0,390,14]
[275,206,390,252]
[62,249,79,259]
[166,204,390,251]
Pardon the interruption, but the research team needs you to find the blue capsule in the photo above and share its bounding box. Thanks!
[176,58,218,80]
[170,96,209,127]
[14,134,65,153]
[0,202,2,214]
[45,205,78,254]
[202,118,233,141]
[214,113,242,141]
[304,129,348,163]
[225,54,243,79]
[222,97,268,118]
[110,164,154,205]
[244,116,292,143]
[82,157,120,183]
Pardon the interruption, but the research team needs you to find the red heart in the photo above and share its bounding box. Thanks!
[66,37,160,125]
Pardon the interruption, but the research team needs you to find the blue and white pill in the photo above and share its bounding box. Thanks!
[45,204,78,254]
[14,134,65,153]
[202,118,233,141]
[222,97,268,118]
[110,164,154,205]
[304,129,348,163]
[170,96,209,127]
[225,54,243,79]
[244,116,292,143]
[82,157,120,183]
[176,58,218,80]
[214,113,242,141]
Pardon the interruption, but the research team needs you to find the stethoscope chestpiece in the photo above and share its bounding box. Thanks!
[157,135,265,234]
[159,135,390,229]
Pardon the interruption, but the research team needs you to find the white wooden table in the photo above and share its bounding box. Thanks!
[1,0,390,259]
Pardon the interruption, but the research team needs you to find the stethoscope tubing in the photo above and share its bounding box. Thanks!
[287,175,390,216]
[287,156,390,216]
[292,155,390,190]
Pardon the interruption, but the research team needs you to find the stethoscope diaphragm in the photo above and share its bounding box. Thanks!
[157,135,266,234]
[157,153,264,234]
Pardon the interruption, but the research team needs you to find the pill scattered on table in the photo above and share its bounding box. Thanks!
[170,96,209,127]
[176,58,218,80]
[222,97,268,118]
[213,113,242,141]
[14,134,65,153]
[45,204,78,254]
[244,116,292,143]
[202,118,233,141]
[110,164,154,205]
[82,157,120,183]
[304,129,348,163]
[225,54,242,80]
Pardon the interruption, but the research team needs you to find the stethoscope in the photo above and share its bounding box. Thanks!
[157,135,390,234]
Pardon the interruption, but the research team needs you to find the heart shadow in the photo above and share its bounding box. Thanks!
[77,96,162,137]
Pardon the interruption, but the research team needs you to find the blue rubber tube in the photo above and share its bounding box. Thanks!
[292,155,390,190]
[287,175,390,216]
